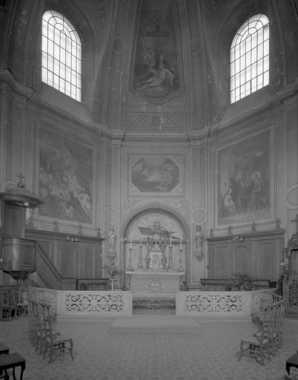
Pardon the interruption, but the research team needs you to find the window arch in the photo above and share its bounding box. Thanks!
[230,14,269,104]
[41,10,82,102]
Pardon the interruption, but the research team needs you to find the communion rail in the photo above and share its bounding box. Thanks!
[29,287,133,320]
[28,287,277,320]
[176,288,277,317]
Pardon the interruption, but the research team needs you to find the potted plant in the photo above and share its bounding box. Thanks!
[231,272,254,291]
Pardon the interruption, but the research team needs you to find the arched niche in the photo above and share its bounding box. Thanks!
[119,205,190,289]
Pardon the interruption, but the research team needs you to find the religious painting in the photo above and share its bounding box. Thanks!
[132,0,180,102]
[38,129,93,224]
[129,155,183,196]
[216,130,273,226]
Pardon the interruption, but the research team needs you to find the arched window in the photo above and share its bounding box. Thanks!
[230,14,269,104]
[41,10,82,102]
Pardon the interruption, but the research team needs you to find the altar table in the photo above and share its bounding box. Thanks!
[126,271,184,296]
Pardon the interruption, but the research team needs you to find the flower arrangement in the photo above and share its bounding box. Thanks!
[103,264,123,278]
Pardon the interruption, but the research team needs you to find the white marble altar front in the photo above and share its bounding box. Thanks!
[126,271,184,296]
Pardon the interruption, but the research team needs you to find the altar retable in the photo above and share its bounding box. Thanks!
[126,220,185,296]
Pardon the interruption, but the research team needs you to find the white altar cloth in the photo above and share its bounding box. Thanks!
[126,271,184,296]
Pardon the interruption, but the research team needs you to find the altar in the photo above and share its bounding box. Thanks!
[126,271,185,296]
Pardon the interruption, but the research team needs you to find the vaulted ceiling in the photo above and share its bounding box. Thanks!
[0,0,297,134]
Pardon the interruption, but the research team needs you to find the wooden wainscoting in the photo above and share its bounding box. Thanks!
[206,230,284,281]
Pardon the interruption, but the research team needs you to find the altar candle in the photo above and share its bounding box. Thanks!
[170,235,172,247]
[180,237,182,249]
[130,237,132,249]
[140,236,142,245]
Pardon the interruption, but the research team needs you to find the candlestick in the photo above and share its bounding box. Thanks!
[137,244,143,269]
[178,246,184,272]
[127,247,133,271]
[168,245,173,270]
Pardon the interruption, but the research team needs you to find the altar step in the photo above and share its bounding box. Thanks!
[133,296,176,315]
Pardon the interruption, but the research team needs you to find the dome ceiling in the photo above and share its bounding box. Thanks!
[1,0,293,133]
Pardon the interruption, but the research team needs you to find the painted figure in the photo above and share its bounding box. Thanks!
[223,188,237,215]
[229,169,245,212]
[246,171,266,210]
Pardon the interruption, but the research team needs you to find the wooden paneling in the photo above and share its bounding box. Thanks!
[79,243,98,278]
[25,229,104,281]
[255,241,276,279]
[59,242,77,278]
[209,243,230,278]
[231,242,253,275]
[207,230,284,281]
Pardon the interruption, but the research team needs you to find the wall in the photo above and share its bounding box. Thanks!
[0,0,297,288]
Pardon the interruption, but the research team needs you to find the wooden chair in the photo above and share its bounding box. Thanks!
[0,290,17,321]
[28,300,44,353]
[239,306,273,365]
[253,300,285,357]
[41,303,74,364]
[251,293,283,327]
[15,291,29,317]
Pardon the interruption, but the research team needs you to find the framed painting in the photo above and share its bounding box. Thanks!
[128,154,184,197]
[37,128,94,225]
[216,129,274,227]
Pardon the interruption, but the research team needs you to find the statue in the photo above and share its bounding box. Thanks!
[108,227,116,251]
[194,225,204,260]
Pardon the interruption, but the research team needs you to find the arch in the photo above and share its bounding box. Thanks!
[121,203,191,242]
[119,204,191,289]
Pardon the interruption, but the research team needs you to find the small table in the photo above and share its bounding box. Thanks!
[0,353,26,380]
[286,353,298,374]
[0,345,9,356]
[0,345,9,378]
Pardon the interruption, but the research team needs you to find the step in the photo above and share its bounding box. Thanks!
[133,296,176,315]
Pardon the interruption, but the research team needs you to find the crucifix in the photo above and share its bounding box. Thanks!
[146,24,169,39]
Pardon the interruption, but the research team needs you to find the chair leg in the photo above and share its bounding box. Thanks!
[69,339,74,361]
[238,340,245,362]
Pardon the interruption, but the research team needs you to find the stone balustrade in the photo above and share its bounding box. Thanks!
[29,287,276,320]
[29,287,133,320]
[176,288,277,317]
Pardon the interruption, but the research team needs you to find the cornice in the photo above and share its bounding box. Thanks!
[0,69,34,100]
[210,82,298,135]
[122,131,190,144]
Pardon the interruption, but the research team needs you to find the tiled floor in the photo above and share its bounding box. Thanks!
[1,315,297,380]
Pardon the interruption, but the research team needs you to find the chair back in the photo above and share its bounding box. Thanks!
[0,291,10,307]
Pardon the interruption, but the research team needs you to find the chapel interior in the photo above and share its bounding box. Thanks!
[0,0,298,378]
